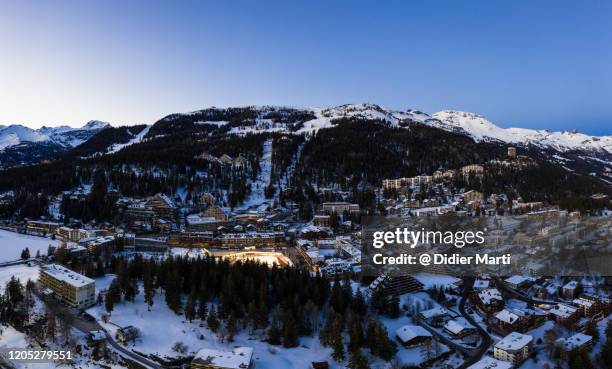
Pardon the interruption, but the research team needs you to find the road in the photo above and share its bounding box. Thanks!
[457,277,492,369]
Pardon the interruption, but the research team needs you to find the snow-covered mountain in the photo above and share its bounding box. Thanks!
[429,110,612,154]
[171,103,610,153]
[0,120,110,150]
[0,121,110,167]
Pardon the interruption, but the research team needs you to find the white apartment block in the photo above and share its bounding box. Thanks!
[39,264,96,308]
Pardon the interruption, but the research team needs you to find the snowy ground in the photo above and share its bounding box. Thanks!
[238,139,273,211]
[87,285,406,369]
[0,230,57,262]
[380,292,452,366]
[413,273,461,289]
[0,263,39,288]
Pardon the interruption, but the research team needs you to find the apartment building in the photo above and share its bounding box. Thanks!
[26,220,59,235]
[39,264,95,308]
[321,202,361,214]
[219,232,285,250]
[461,164,485,176]
[493,332,533,366]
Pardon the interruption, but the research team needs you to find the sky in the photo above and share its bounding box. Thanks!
[0,1,611,135]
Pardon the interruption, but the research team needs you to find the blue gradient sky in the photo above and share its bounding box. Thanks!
[1,1,610,134]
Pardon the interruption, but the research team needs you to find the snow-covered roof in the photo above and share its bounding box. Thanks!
[549,303,578,319]
[563,280,578,290]
[192,347,253,369]
[572,298,594,308]
[494,332,533,352]
[186,214,218,225]
[473,279,490,289]
[504,275,530,286]
[495,309,523,324]
[478,288,503,305]
[419,306,449,319]
[444,317,474,335]
[40,264,95,288]
[466,356,512,369]
[395,325,432,343]
[556,333,593,351]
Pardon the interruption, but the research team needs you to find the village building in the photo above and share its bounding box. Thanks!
[146,193,178,220]
[417,307,449,327]
[555,333,593,358]
[562,280,580,299]
[443,317,476,338]
[549,303,579,324]
[461,190,484,203]
[476,288,504,314]
[219,232,285,250]
[461,164,484,177]
[395,325,432,347]
[26,220,59,235]
[321,202,361,215]
[313,215,331,227]
[204,206,229,222]
[504,275,533,290]
[38,264,95,308]
[493,332,533,366]
[466,356,512,369]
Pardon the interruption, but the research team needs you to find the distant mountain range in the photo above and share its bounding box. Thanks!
[0,121,109,166]
[1,104,611,184]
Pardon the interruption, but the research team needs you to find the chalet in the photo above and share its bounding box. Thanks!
[395,325,432,347]
[443,317,476,338]
[476,288,504,313]
[494,308,531,333]
[418,307,449,327]
[116,326,139,343]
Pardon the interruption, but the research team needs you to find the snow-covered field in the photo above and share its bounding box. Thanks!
[86,283,429,369]
[0,230,57,262]
[0,263,39,289]
[86,288,347,369]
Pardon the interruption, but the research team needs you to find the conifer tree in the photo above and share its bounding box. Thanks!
[207,306,220,333]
